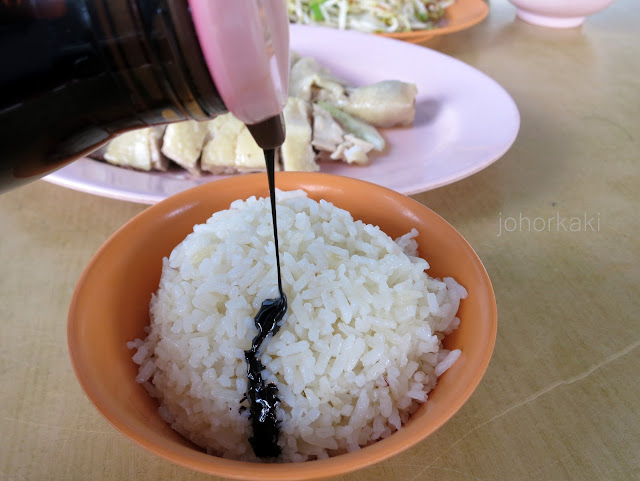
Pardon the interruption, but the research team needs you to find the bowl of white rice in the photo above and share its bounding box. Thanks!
[68,172,496,480]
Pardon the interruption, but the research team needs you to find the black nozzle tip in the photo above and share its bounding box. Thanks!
[247,114,286,150]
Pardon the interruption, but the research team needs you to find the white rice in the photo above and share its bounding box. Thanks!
[128,189,467,462]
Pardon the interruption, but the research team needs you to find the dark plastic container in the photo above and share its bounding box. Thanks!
[0,0,226,192]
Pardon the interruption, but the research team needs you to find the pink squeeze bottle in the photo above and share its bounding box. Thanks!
[189,0,290,147]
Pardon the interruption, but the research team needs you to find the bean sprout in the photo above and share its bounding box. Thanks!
[287,0,455,33]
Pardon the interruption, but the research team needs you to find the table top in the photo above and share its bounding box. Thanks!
[1,1,638,480]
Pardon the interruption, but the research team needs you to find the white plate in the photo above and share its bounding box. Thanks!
[44,25,520,204]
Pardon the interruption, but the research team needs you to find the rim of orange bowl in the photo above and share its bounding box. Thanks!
[68,172,497,480]
[378,0,489,43]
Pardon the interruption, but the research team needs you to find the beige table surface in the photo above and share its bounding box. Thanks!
[1,1,638,480]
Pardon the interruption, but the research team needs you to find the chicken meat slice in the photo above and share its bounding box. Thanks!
[335,80,418,128]
[311,102,345,153]
[312,103,378,164]
[289,56,346,103]
[104,127,167,171]
[149,127,168,170]
[281,97,318,172]
[201,113,267,173]
[331,134,375,164]
[235,127,267,170]
[200,114,243,173]
[161,120,207,175]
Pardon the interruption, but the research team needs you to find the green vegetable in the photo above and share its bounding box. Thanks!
[287,0,452,33]
[317,101,386,151]
[309,0,326,21]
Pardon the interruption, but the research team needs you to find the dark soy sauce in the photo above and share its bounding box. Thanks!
[241,147,287,458]
[264,148,286,301]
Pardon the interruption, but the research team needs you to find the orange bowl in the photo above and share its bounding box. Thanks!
[378,0,489,44]
[68,172,496,480]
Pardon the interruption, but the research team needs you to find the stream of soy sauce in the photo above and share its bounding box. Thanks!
[241,148,288,458]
